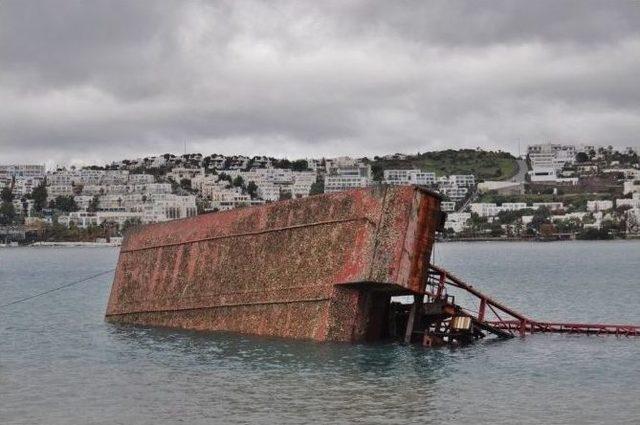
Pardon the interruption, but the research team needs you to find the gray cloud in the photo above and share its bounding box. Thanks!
[1,0,639,166]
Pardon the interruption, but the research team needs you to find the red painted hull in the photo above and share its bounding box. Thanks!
[106,185,442,342]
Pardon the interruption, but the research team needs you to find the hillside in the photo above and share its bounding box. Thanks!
[369,149,518,181]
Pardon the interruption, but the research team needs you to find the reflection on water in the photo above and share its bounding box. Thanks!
[1,244,640,424]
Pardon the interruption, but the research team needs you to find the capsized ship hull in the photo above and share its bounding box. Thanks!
[106,185,443,342]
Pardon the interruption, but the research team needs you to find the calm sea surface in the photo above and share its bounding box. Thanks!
[1,241,639,424]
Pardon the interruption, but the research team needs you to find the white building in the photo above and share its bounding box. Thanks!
[12,198,35,216]
[438,186,468,201]
[142,194,197,222]
[222,168,316,201]
[527,143,579,183]
[167,167,205,181]
[61,211,99,228]
[529,167,558,182]
[470,201,563,217]
[587,200,613,212]
[617,193,640,209]
[470,203,502,217]
[527,143,576,170]
[47,185,75,200]
[96,211,144,228]
[532,202,564,211]
[441,202,456,212]
[444,212,471,233]
[449,175,476,187]
[501,202,528,212]
[12,177,44,197]
[204,186,264,211]
[324,163,372,193]
[0,164,45,182]
[128,173,156,184]
[383,169,436,186]
[623,181,640,195]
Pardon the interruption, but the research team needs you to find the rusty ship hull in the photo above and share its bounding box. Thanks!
[106,185,443,342]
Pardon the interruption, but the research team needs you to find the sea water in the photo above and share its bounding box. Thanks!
[1,241,639,424]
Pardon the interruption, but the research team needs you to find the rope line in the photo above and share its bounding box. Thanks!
[0,268,116,310]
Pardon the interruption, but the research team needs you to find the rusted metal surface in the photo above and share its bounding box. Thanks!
[106,185,442,342]
[423,265,640,339]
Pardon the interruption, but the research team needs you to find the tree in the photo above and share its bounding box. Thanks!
[529,207,551,232]
[0,202,16,225]
[309,180,324,195]
[279,191,292,201]
[274,159,291,169]
[87,195,100,212]
[218,173,232,182]
[575,152,589,163]
[121,217,142,235]
[1,187,12,203]
[577,228,613,240]
[232,175,244,188]
[31,181,48,212]
[246,181,258,198]
[53,195,79,212]
[179,178,192,190]
[291,160,309,171]
[371,164,384,182]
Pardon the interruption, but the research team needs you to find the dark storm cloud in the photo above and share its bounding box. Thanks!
[1,0,639,166]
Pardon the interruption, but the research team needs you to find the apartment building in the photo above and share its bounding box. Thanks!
[617,193,640,209]
[324,163,372,193]
[587,200,613,212]
[383,169,436,186]
[0,164,45,182]
[142,194,197,222]
[444,212,471,233]
[167,167,205,181]
[532,202,564,211]
[441,201,456,212]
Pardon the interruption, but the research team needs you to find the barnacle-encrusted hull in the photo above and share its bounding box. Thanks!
[106,185,442,342]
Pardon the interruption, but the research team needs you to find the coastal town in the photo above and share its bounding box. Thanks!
[1,143,639,245]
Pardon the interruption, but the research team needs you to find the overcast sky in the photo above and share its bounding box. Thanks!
[1,1,639,167]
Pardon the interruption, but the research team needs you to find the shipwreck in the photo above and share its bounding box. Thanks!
[106,185,639,346]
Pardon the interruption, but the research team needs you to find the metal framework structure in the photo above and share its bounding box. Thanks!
[421,264,640,339]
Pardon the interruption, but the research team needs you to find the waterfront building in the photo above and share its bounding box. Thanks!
[444,212,471,233]
[60,211,99,228]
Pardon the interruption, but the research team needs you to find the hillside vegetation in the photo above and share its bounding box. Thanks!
[370,149,518,181]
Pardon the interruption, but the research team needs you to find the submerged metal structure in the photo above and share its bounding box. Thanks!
[107,185,640,345]
[107,185,443,342]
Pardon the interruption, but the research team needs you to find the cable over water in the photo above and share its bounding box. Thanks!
[0,268,116,311]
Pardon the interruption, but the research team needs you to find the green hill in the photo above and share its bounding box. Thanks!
[369,149,518,181]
